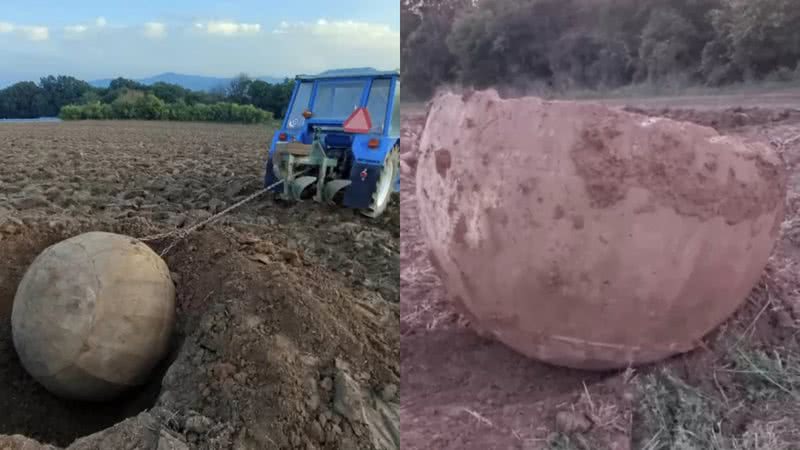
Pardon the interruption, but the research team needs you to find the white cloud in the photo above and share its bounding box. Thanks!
[143,22,166,39]
[273,19,398,49]
[312,19,395,40]
[197,21,261,36]
[65,25,88,34]
[96,17,107,27]
[0,22,49,41]
[0,16,399,83]
[272,21,289,34]
[21,26,49,41]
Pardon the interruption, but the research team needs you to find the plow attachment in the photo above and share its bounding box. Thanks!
[322,179,352,203]
[272,138,350,204]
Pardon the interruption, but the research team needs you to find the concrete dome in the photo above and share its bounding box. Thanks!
[11,232,176,401]
[416,90,786,370]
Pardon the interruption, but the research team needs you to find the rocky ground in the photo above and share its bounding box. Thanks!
[0,121,399,450]
[401,99,800,450]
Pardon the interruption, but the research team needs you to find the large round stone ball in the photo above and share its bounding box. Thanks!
[11,231,176,401]
[416,90,786,370]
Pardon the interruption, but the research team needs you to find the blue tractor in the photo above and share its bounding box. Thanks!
[265,69,400,218]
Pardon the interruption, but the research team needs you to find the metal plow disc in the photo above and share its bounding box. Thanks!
[322,179,352,204]
[289,175,318,200]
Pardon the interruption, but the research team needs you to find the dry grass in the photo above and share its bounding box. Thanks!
[633,343,800,449]
[458,408,528,445]
[578,382,629,434]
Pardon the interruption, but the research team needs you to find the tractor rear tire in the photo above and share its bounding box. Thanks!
[361,144,399,218]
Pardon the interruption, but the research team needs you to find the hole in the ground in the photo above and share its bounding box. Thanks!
[0,230,182,447]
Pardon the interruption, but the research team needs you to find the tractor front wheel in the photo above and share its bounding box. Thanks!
[361,145,399,218]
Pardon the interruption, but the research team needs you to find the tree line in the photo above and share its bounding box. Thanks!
[0,74,294,124]
[402,0,800,99]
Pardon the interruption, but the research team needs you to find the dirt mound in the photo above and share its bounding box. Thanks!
[622,106,800,131]
[415,89,786,369]
[0,121,399,450]
[0,219,399,449]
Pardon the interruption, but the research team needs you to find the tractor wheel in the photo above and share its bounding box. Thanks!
[361,144,399,218]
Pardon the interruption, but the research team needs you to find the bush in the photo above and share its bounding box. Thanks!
[3,74,290,120]
[765,66,798,83]
[165,101,191,121]
[110,90,143,119]
[59,105,83,120]
[81,101,113,119]
[60,100,273,124]
[134,94,166,120]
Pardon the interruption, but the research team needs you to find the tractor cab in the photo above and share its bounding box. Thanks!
[265,69,400,218]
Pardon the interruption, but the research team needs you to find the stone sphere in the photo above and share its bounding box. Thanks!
[11,232,176,401]
[416,90,786,370]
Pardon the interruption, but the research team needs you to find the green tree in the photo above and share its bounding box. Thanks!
[8,72,289,122]
[111,90,144,119]
[636,7,699,83]
[134,93,166,120]
[59,105,83,120]
[150,82,189,104]
[448,0,577,89]
[79,90,102,105]
[82,101,113,119]
[0,82,48,119]
[704,0,800,81]
[401,0,474,98]
[404,12,462,97]
[38,75,93,116]
[109,77,147,91]
[247,79,293,118]
[549,33,633,90]
[226,74,252,104]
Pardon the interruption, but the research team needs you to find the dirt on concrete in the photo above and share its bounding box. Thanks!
[401,95,800,449]
[0,121,399,450]
[414,90,785,369]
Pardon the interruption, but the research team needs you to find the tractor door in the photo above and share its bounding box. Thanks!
[390,79,400,138]
[366,78,392,135]
[285,81,313,134]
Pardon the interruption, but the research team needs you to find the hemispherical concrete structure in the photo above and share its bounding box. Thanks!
[11,232,176,401]
[416,90,786,370]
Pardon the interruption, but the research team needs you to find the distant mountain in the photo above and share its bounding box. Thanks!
[89,72,287,92]
[0,68,397,91]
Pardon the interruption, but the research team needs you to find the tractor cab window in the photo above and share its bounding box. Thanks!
[286,81,312,129]
[313,80,366,120]
[366,79,391,134]
[390,81,400,136]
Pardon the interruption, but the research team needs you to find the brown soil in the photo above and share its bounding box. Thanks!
[401,100,800,449]
[571,111,785,224]
[0,121,399,450]
[622,106,800,134]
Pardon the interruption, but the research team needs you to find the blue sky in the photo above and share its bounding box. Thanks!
[0,0,399,85]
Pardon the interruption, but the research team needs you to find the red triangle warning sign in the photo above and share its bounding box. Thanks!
[343,107,372,133]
